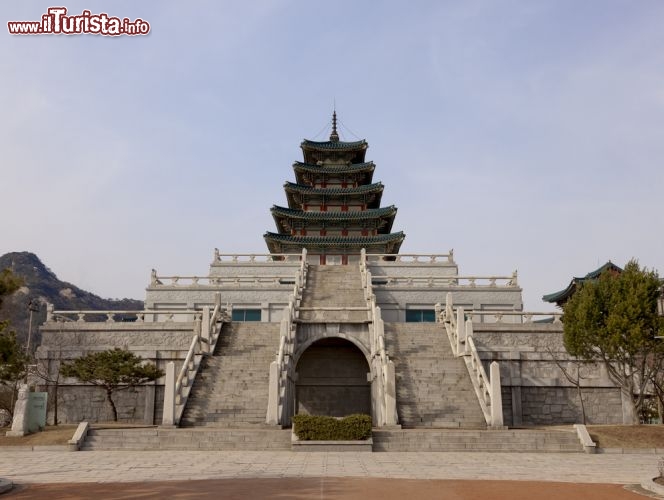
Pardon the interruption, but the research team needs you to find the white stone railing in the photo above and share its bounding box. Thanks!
[371,273,518,288]
[365,251,454,264]
[266,249,308,426]
[466,310,562,324]
[438,293,503,428]
[149,273,295,287]
[360,248,398,427]
[45,305,206,324]
[162,293,230,426]
[213,249,304,263]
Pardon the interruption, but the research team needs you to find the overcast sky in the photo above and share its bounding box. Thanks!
[2,1,663,311]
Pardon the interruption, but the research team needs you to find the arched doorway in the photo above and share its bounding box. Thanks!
[295,337,371,417]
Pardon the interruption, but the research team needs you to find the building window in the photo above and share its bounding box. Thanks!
[232,309,261,322]
[405,309,435,322]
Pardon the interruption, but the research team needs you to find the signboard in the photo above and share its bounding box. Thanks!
[27,392,48,432]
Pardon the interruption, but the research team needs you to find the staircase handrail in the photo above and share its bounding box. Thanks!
[172,293,228,425]
[269,248,308,425]
[360,248,398,426]
[439,293,503,427]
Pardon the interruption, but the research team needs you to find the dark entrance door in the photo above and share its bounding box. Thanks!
[295,338,370,417]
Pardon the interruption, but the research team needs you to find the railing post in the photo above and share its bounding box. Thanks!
[490,361,504,428]
[162,361,176,426]
[464,318,473,354]
[201,306,211,354]
[46,303,54,322]
[456,307,464,356]
[193,314,202,353]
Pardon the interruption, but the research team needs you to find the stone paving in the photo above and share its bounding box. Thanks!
[0,450,661,485]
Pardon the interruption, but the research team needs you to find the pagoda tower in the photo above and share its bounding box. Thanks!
[264,112,405,264]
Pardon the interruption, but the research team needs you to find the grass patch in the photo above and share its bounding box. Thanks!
[0,425,77,446]
[587,425,664,448]
[292,414,371,441]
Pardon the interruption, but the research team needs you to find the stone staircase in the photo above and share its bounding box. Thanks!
[179,322,278,428]
[298,265,368,323]
[384,322,486,428]
[81,427,291,451]
[372,428,583,452]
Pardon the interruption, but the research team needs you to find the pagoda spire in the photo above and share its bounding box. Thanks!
[330,110,339,142]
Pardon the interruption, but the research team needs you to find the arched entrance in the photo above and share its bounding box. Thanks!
[295,337,371,417]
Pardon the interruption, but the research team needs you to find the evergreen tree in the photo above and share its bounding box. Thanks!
[60,349,163,422]
[563,260,664,423]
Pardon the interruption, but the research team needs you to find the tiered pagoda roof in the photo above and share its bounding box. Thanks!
[264,111,404,259]
[293,161,375,185]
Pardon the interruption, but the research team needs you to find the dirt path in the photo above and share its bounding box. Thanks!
[6,478,657,500]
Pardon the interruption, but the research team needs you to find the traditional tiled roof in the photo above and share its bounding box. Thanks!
[292,161,375,175]
[300,139,367,151]
[542,261,623,305]
[264,231,405,246]
[271,205,396,221]
[283,182,383,195]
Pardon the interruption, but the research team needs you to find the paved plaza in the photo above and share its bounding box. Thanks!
[0,450,661,484]
[1,450,664,499]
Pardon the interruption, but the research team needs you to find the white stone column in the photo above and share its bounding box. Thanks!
[266,361,280,425]
[490,361,504,428]
[161,362,176,427]
[384,360,398,426]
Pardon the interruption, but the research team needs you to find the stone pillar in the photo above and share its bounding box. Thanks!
[6,384,29,437]
[266,361,279,425]
[384,360,398,426]
[161,362,175,427]
[490,361,504,428]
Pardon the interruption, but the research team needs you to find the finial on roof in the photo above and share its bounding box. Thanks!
[330,110,339,142]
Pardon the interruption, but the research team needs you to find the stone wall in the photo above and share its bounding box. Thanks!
[36,321,195,424]
[473,323,625,425]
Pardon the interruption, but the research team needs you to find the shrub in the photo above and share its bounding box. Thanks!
[292,414,371,441]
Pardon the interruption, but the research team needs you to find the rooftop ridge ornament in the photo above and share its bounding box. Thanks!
[330,110,339,142]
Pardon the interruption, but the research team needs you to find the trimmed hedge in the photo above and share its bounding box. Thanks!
[292,414,372,441]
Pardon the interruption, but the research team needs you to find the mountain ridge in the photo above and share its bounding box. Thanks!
[0,251,143,347]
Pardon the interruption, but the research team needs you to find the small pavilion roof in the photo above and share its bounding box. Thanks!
[542,261,623,306]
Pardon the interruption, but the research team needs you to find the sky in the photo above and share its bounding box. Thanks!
[1,1,663,311]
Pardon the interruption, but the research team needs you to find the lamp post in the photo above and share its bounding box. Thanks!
[26,299,39,357]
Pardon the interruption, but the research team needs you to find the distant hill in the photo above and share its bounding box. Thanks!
[0,252,143,347]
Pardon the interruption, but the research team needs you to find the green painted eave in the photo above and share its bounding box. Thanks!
[283,182,383,195]
[292,161,375,175]
[271,205,397,221]
[263,231,405,246]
